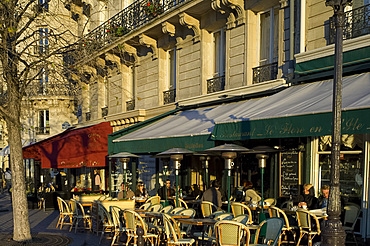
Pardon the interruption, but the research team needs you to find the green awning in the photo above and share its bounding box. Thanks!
[211,108,370,140]
[295,46,370,75]
[211,73,370,141]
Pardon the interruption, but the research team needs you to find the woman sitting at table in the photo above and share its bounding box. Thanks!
[135,181,148,198]
[297,183,318,209]
[118,182,135,200]
[244,181,261,204]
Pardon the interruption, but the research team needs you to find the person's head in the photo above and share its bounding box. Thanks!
[244,181,253,189]
[137,181,144,190]
[211,180,221,189]
[6,168,10,172]
[321,185,329,198]
[303,184,313,195]
[94,170,98,174]
[121,182,127,191]
[165,179,171,188]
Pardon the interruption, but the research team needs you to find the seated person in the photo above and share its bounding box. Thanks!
[244,181,261,204]
[158,179,175,200]
[317,185,329,209]
[201,180,222,211]
[298,183,318,209]
[135,181,148,198]
[117,182,135,200]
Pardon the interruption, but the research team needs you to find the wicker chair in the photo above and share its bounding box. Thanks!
[56,197,73,229]
[343,204,361,246]
[215,220,250,246]
[163,213,195,246]
[296,210,321,246]
[174,198,189,209]
[201,201,217,218]
[251,217,284,246]
[231,202,253,224]
[268,206,297,245]
[98,203,114,245]
[139,202,152,210]
[148,204,163,212]
[124,209,158,246]
[160,205,174,214]
[170,207,186,214]
[146,195,161,205]
[110,206,126,246]
[69,199,92,233]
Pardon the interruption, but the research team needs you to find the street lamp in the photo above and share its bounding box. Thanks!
[156,148,194,207]
[322,0,351,245]
[109,152,139,198]
[204,144,250,212]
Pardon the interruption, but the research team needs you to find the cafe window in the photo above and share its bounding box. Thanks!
[318,134,364,203]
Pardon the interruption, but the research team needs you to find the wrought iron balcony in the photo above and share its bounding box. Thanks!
[207,75,225,94]
[126,99,135,111]
[252,62,278,84]
[66,0,190,63]
[86,112,91,121]
[24,83,77,97]
[329,4,370,44]
[102,106,108,117]
[35,127,50,135]
[163,88,176,104]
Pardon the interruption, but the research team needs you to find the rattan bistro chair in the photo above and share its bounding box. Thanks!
[146,195,161,205]
[215,220,250,246]
[201,201,217,218]
[98,203,114,245]
[343,204,361,246]
[296,210,321,246]
[174,198,189,209]
[56,197,73,229]
[251,217,284,246]
[268,206,297,245]
[231,202,253,225]
[163,213,195,246]
[124,209,158,246]
[110,206,126,246]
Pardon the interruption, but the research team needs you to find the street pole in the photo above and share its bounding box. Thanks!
[321,0,350,245]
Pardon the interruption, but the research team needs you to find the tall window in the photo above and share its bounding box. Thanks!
[164,48,176,104]
[38,109,49,135]
[39,28,49,54]
[259,8,279,65]
[168,48,176,90]
[39,0,49,11]
[39,67,48,94]
[213,29,225,77]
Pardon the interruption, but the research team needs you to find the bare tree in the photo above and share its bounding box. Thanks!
[0,0,79,242]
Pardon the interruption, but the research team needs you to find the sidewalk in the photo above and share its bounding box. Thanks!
[0,193,113,246]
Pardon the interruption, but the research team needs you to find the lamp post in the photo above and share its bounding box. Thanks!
[161,158,169,206]
[322,0,350,245]
[157,148,194,207]
[109,152,139,198]
[204,144,250,213]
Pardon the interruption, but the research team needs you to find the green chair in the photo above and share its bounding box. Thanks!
[251,217,284,246]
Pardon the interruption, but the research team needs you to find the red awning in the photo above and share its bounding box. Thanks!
[23,122,112,169]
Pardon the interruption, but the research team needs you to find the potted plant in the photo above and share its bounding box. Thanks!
[145,1,163,19]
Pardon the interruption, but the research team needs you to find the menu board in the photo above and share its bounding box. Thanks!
[279,151,300,197]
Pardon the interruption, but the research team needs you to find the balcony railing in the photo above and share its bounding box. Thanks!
[66,0,191,63]
[86,112,91,121]
[207,75,225,94]
[126,99,135,111]
[329,4,370,44]
[163,88,176,104]
[24,83,77,97]
[252,62,278,84]
[35,127,50,135]
[102,106,108,117]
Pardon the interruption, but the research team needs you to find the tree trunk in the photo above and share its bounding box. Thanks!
[6,97,32,242]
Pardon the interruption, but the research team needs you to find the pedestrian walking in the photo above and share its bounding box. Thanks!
[4,168,11,195]
[0,168,3,193]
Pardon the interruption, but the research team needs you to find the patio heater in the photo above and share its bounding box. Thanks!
[199,155,211,191]
[160,157,170,206]
[245,146,279,222]
[204,144,250,213]
[156,148,194,207]
[109,152,139,198]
